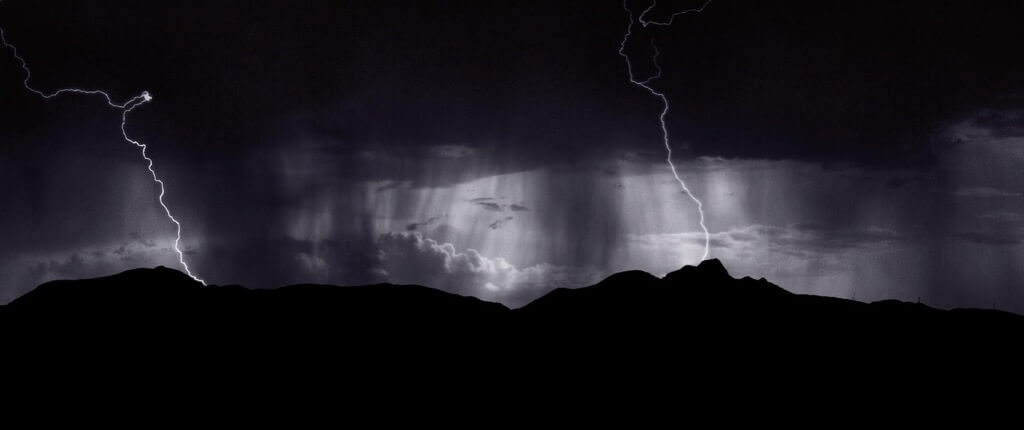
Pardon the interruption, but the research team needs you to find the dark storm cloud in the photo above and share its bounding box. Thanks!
[639,0,1024,166]
[4,0,1024,312]
[2,0,1021,182]
[1,0,665,209]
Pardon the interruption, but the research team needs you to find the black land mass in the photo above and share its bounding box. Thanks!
[3,259,1022,380]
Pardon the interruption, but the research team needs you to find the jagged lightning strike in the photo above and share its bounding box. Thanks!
[619,0,712,262]
[0,24,206,285]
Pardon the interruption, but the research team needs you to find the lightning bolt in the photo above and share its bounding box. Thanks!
[619,0,712,262]
[1,23,206,285]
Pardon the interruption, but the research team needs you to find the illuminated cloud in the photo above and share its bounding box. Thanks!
[376,232,598,307]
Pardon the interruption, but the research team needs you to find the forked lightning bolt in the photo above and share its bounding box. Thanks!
[619,0,712,262]
[0,23,206,285]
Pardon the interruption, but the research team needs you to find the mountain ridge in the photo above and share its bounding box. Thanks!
[4,258,1023,383]
[5,258,1020,333]
[4,258,1019,318]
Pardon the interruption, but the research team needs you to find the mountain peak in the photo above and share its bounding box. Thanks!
[663,258,732,285]
[697,258,729,276]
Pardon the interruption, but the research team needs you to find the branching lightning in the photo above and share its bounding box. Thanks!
[0,23,206,285]
[619,0,712,262]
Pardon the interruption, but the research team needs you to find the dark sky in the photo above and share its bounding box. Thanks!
[2,0,1023,310]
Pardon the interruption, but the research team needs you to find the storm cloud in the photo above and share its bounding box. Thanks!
[2,0,1024,312]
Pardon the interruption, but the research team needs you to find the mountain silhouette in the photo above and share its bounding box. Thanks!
[3,258,1022,382]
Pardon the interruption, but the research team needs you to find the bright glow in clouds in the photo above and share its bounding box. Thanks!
[0,25,205,284]
[618,0,713,262]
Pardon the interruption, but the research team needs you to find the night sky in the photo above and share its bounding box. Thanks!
[2,0,1023,310]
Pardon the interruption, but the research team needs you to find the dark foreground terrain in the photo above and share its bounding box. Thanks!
[5,258,1022,351]
[3,259,1022,393]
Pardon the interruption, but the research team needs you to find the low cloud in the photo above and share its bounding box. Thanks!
[488,216,515,230]
[406,214,446,232]
[7,239,186,301]
[475,201,504,212]
[469,197,531,214]
[375,232,597,307]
